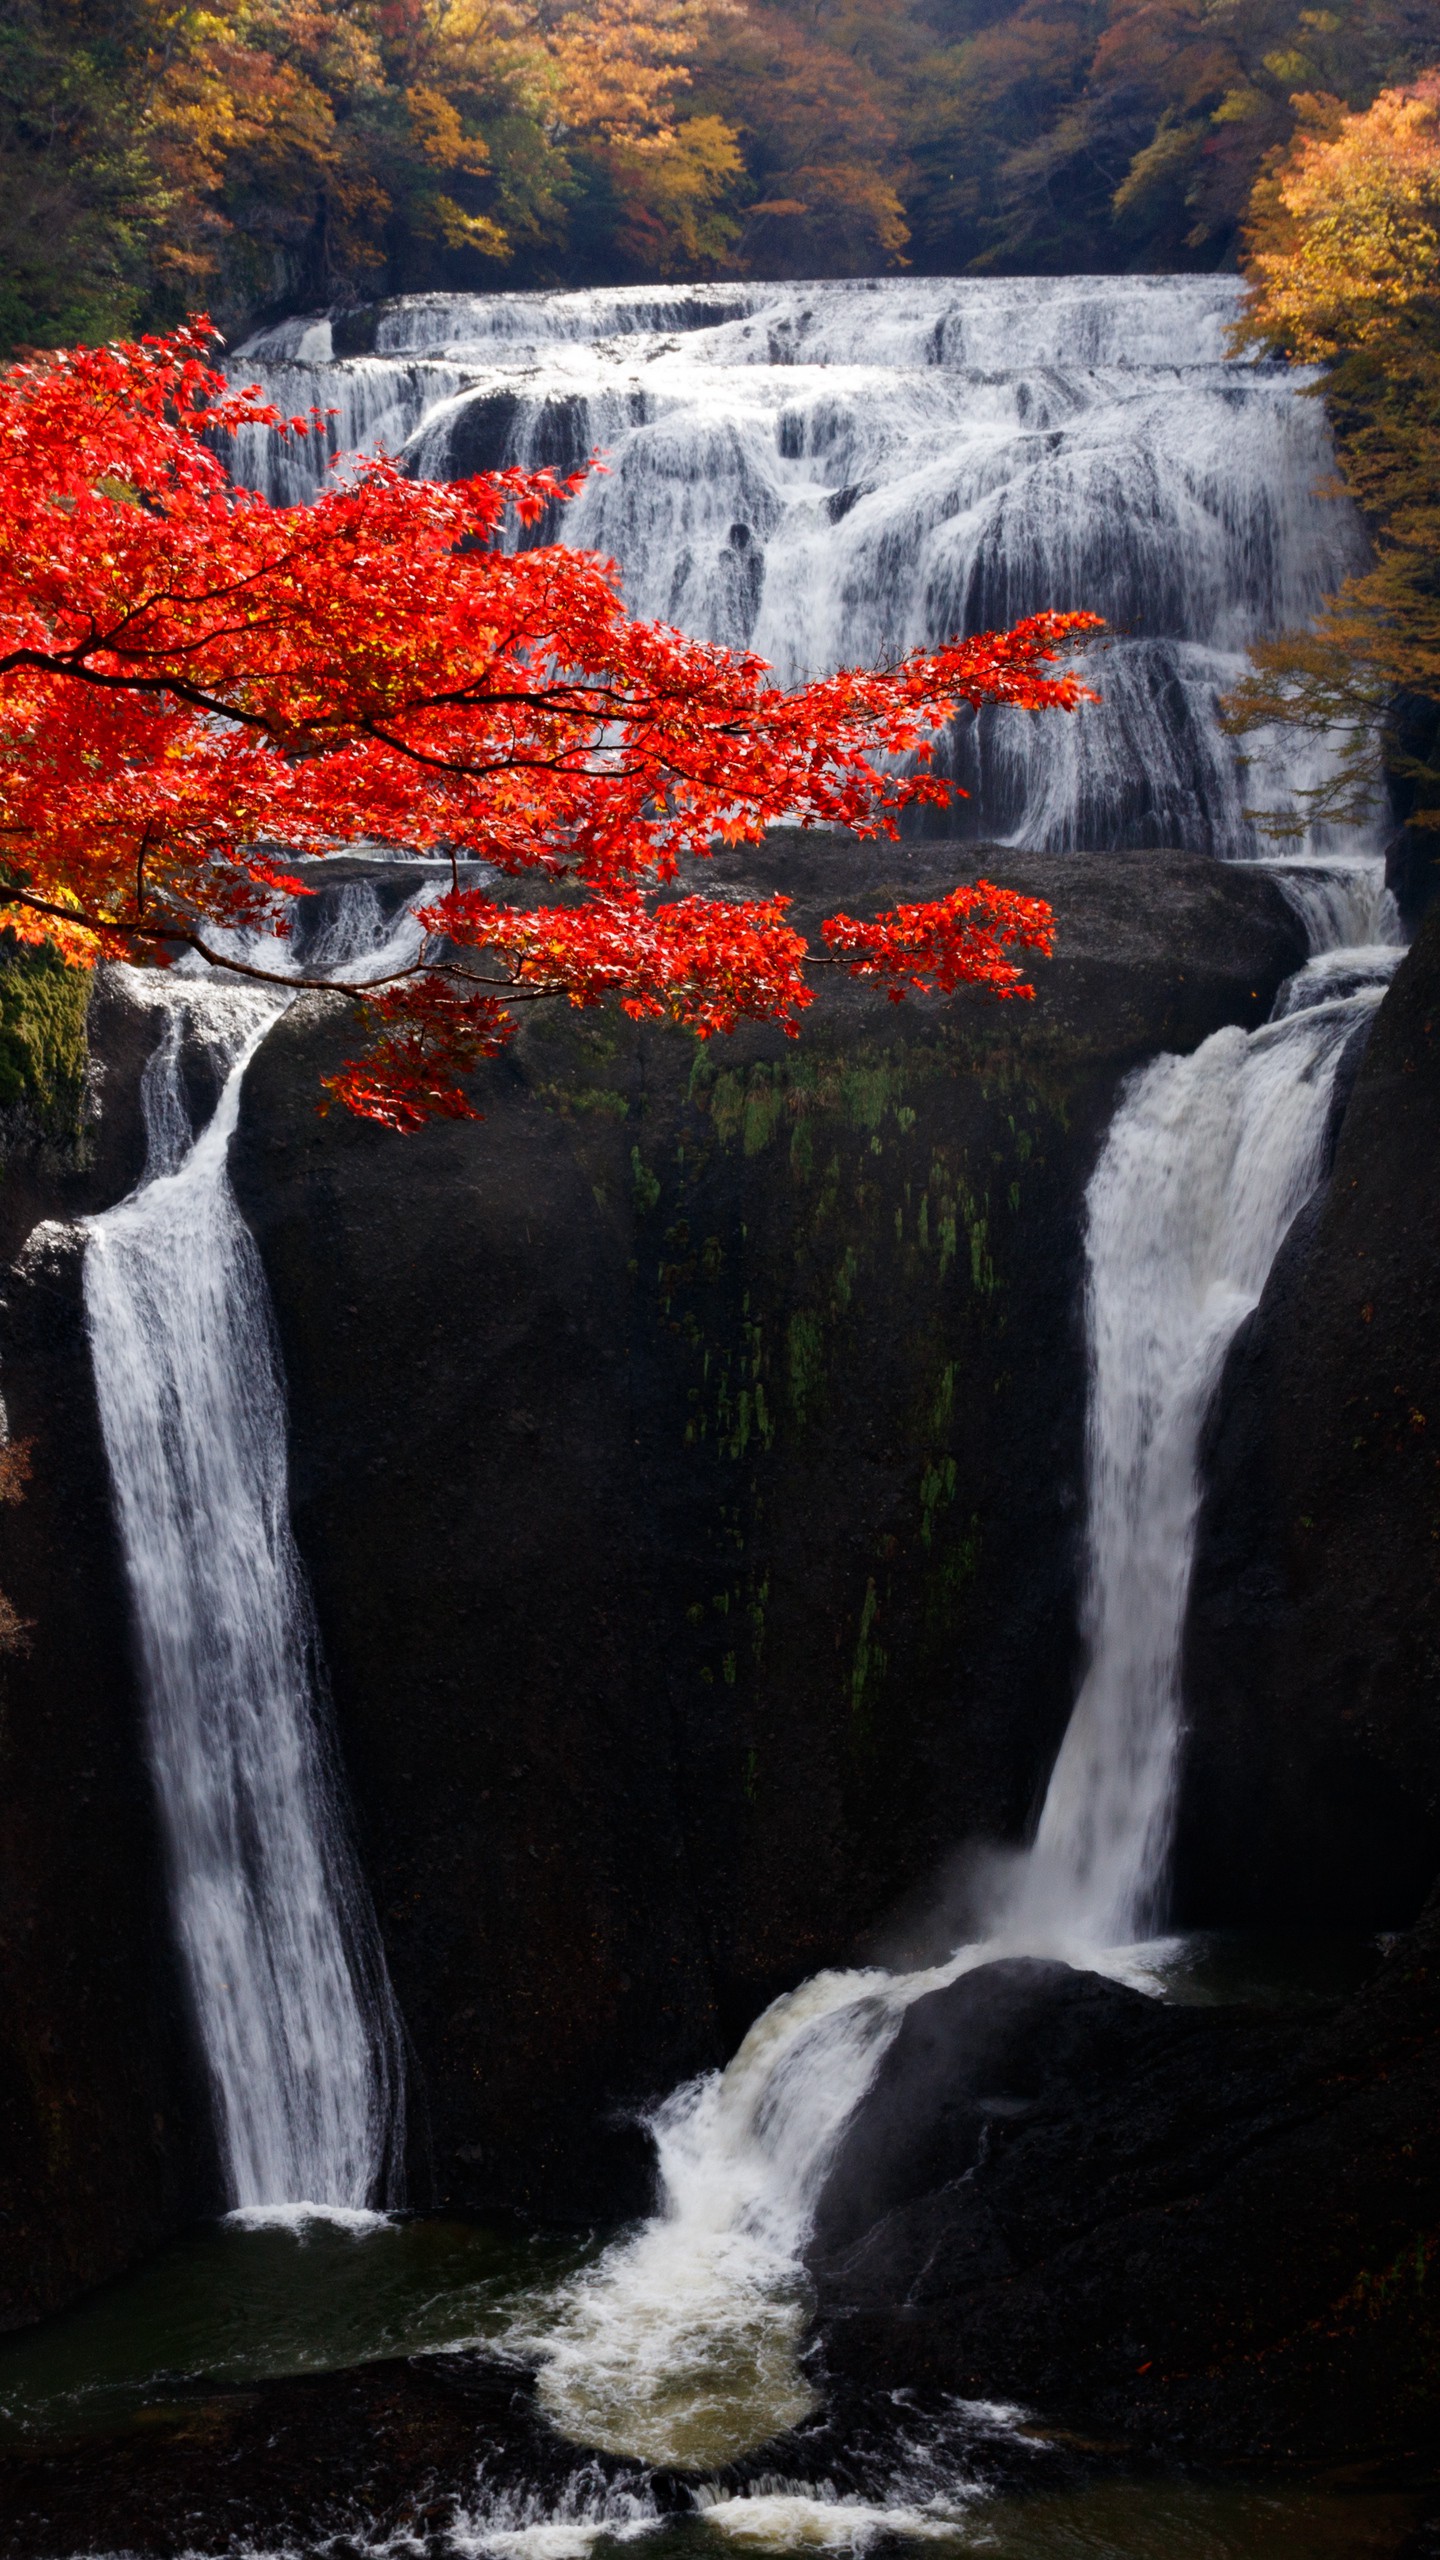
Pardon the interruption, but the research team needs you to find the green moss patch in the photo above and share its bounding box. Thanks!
[0,935,90,1148]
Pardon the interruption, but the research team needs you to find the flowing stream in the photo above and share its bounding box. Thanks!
[83,890,420,2216]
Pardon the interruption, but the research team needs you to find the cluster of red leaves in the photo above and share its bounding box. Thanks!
[821,882,1057,1000]
[321,977,512,1133]
[0,322,1101,1126]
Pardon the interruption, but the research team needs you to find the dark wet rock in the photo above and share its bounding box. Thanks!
[1179,895,1440,1928]
[811,1895,1440,2463]
[221,836,1302,2221]
[809,1959,1165,2262]
[0,2342,1109,2560]
[0,2351,660,2560]
[0,837,1306,2302]
[0,968,162,1270]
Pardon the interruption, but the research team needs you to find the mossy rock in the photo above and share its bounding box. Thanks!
[0,935,90,1149]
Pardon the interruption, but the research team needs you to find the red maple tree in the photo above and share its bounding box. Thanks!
[0,326,1101,1129]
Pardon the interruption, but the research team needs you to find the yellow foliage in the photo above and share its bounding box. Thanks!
[1226,72,1440,839]
[406,85,492,177]
[608,113,744,269]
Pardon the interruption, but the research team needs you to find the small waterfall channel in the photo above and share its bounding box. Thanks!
[210,275,1404,2485]
[507,870,1404,2472]
[82,889,417,2217]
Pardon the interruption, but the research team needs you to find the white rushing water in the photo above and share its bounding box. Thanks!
[217,274,1397,2486]
[231,274,1374,864]
[83,888,421,2214]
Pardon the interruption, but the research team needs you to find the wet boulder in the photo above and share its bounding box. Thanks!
[810,1896,1440,2463]
[808,1956,1164,2263]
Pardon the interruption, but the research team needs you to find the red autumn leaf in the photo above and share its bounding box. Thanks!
[0,321,1101,1128]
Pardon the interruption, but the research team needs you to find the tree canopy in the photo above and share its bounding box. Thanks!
[1224,72,1440,844]
[3,0,1436,355]
[0,325,1097,1128]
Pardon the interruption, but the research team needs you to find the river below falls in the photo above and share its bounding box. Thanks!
[0,1934,1420,2560]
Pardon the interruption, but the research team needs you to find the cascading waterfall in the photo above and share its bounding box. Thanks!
[232,274,1375,864]
[1011,953,1397,1946]
[511,900,1403,2467]
[222,275,1401,2478]
[83,889,418,2215]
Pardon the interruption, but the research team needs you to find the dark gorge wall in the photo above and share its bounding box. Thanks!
[15,831,1431,2333]
[227,837,1303,2222]
[1178,898,1440,1928]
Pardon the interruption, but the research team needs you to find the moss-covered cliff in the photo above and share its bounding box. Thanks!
[223,835,1303,2221]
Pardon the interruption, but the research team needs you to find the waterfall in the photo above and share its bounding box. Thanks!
[1013,965,1394,1945]
[83,891,418,2217]
[231,275,1375,865]
[511,902,1402,2464]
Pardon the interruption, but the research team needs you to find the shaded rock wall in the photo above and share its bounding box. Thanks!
[0,974,216,2333]
[1178,898,1440,1928]
[0,833,1333,2327]
[228,836,1303,2219]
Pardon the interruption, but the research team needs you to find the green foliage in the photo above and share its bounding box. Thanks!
[0,0,162,350]
[0,934,89,1146]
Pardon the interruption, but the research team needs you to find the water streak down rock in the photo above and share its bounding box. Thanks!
[84,964,406,2215]
[231,274,1374,866]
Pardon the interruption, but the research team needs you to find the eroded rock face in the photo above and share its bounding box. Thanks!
[809,1903,1440,2463]
[1178,899,1440,1928]
[226,837,1304,2220]
[0,834,1310,2317]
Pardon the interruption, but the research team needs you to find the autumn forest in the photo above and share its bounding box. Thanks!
[3,0,1436,357]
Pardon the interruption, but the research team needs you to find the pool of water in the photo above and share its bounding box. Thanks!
[1148,1931,1383,2009]
[641,2479,1422,2555]
[0,2223,1425,2557]
[0,2211,594,2447]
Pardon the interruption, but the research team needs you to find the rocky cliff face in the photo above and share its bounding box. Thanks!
[1179,897,1440,1928]
[0,832,1352,2324]
[226,836,1303,2222]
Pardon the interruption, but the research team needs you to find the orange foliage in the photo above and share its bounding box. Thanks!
[1238,73,1440,357]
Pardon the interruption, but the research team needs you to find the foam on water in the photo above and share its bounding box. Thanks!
[231,275,1379,865]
